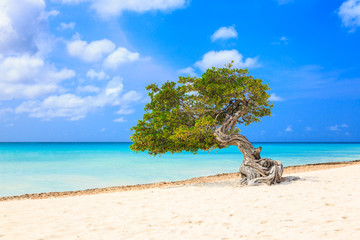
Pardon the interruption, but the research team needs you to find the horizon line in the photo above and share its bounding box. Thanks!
[0,141,359,144]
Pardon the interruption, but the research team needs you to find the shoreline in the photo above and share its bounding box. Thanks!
[1,159,360,202]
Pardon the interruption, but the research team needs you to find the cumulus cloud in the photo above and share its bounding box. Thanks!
[67,36,140,67]
[177,67,197,76]
[0,1,79,101]
[76,85,100,93]
[103,47,140,69]
[86,69,109,80]
[115,91,142,115]
[285,125,293,132]
[269,93,284,102]
[55,0,187,18]
[40,10,60,20]
[113,117,126,122]
[211,26,238,42]
[0,54,75,100]
[57,22,75,31]
[0,0,56,55]
[67,35,116,62]
[194,50,258,71]
[16,77,141,120]
[121,90,142,102]
[0,0,143,122]
[338,0,360,31]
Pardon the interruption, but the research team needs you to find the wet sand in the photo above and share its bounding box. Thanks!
[1,161,360,239]
[1,160,359,201]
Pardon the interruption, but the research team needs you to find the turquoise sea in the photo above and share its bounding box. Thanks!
[1,142,360,197]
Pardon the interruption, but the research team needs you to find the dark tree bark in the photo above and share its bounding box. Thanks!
[214,108,283,185]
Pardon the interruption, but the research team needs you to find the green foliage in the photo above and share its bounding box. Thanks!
[130,63,273,155]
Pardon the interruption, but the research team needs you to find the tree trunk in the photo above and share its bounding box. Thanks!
[214,115,283,185]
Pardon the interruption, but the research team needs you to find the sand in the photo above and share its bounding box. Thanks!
[1,160,359,201]
[1,163,360,239]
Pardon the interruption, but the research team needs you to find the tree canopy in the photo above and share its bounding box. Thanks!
[130,64,273,156]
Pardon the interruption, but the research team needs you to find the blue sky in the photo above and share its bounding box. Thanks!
[0,0,359,142]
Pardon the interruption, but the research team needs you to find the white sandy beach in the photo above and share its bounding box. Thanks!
[1,164,360,240]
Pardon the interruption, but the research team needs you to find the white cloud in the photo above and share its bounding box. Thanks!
[121,90,142,103]
[338,0,360,31]
[269,93,284,102]
[103,77,124,98]
[92,0,187,17]
[211,26,238,42]
[0,1,81,103]
[305,127,312,131]
[114,117,126,122]
[0,54,75,100]
[86,69,109,80]
[114,91,141,115]
[103,47,140,69]
[16,94,89,120]
[329,125,340,131]
[55,0,187,18]
[194,50,258,71]
[57,22,75,31]
[285,125,293,132]
[272,36,289,45]
[0,107,13,117]
[76,85,100,93]
[16,77,141,120]
[0,0,55,55]
[0,0,143,122]
[329,124,349,131]
[55,0,88,3]
[67,35,116,62]
[116,108,134,115]
[177,67,197,76]
[40,10,60,20]
[280,36,289,44]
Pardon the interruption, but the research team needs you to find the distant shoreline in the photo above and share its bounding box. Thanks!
[1,159,359,202]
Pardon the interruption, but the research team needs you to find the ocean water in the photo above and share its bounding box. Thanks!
[0,142,360,197]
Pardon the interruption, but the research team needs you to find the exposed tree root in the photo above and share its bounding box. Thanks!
[215,113,284,185]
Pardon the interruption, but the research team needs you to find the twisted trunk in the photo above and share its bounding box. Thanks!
[214,110,283,185]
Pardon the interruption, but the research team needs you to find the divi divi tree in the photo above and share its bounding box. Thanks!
[130,64,283,185]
